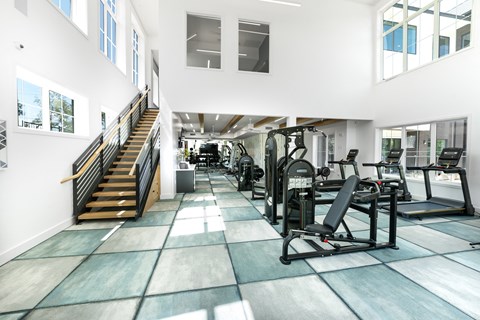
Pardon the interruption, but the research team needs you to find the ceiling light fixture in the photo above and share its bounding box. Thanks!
[238,53,247,57]
[185,113,190,120]
[239,21,261,26]
[193,129,196,132]
[228,130,231,133]
[190,123,193,128]
[233,125,238,129]
[207,59,211,68]
[215,114,219,121]
[186,33,197,41]
[259,0,301,7]
[196,49,221,54]
[239,29,269,36]
[274,117,286,122]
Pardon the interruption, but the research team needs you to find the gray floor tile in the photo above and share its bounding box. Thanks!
[307,252,381,273]
[66,220,125,231]
[138,286,249,320]
[315,215,370,232]
[229,239,314,283]
[39,251,158,307]
[446,250,480,272]
[348,210,415,228]
[174,193,184,200]
[176,205,221,220]
[182,193,214,201]
[25,299,140,320]
[179,200,216,209]
[388,256,480,319]
[224,220,281,243]
[322,264,471,320]
[147,245,236,295]
[409,216,451,224]
[212,187,237,193]
[216,199,252,208]
[460,218,480,228]
[149,201,180,212]
[0,257,85,313]
[239,275,357,320]
[396,225,474,254]
[123,211,175,227]
[0,312,27,320]
[165,217,226,248]
[426,221,480,243]
[17,230,109,259]
[214,192,245,200]
[220,207,263,221]
[95,226,169,253]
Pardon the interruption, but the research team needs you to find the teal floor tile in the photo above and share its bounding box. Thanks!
[123,211,175,227]
[0,312,27,320]
[165,217,226,248]
[389,256,480,319]
[39,251,159,307]
[214,192,245,200]
[228,239,314,283]
[321,264,471,320]
[179,200,216,209]
[95,226,169,253]
[220,207,262,221]
[17,230,110,259]
[425,221,480,243]
[446,250,480,272]
[138,286,247,320]
[25,299,139,320]
[349,210,415,228]
[149,201,180,212]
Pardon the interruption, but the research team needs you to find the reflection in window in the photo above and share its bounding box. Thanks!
[49,91,75,133]
[17,79,43,129]
[238,20,269,73]
[186,14,221,69]
[405,124,430,170]
[439,36,450,57]
[383,21,416,54]
[51,0,71,17]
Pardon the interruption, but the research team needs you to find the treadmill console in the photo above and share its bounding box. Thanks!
[346,149,359,162]
[385,149,403,164]
[437,148,463,167]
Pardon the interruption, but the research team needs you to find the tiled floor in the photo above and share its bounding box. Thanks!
[1,171,480,320]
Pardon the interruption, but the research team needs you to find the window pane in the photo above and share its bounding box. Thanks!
[381,128,402,161]
[407,7,434,71]
[316,136,326,167]
[62,96,74,116]
[327,134,335,169]
[186,14,221,69]
[50,112,62,132]
[17,79,43,129]
[439,36,450,57]
[238,20,269,73]
[436,119,467,167]
[440,0,472,56]
[63,115,74,133]
[49,91,62,113]
[405,124,431,177]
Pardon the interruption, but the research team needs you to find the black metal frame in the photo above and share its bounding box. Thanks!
[71,86,155,219]
[328,149,360,179]
[280,180,399,265]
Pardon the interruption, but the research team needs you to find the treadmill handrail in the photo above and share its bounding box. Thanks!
[363,162,400,167]
[407,166,464,173]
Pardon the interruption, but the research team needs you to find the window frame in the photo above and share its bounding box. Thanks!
[132,29,139,86]
[100,0,118,64]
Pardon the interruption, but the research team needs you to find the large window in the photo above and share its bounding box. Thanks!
[100,0,117,63]
[49,0,88,34]
[49,91,74,133]
[186,14,221,69]
[382,0,472,79]
[52,0,71,17]
[132,29,139,86]
[379,119,467,183]
[238,20,270,73]
[17,79,43,129]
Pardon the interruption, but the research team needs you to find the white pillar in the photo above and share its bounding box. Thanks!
[159,92,176,199]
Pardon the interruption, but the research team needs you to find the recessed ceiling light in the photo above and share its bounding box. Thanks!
[239,21,261,26]
[239,29,269,36]
[274,117,285,122]
[228,130,231,133]
[190,124,193,128]
[216,114,219,120]
[207,59,211,68]
[197,49,221,54]
[233,125,238,129]
[259,0,301,7]
[186,33,197,41]
[185,113,190,120]
[193,129,196,132]
[238,53,248,57]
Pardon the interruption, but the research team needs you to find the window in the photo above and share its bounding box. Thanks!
[238,20,270,73]
[186,14,221,69]
[100,0,117,63]
[327,134,335,169]
[379,119,467,183]
[16,67,88,136]
[381,0,472,79]
[316,135,327,168]
[51,0,71,17]
[101,112,107,131]
[132,29,139,86]
[49,91,74,133]
[17,79,43,129]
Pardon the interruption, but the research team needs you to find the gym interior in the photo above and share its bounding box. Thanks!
[1,0,480,319]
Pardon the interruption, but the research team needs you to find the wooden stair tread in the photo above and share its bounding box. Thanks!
[109,168,131,172]
[113,161,135,165]
[78,210,136,220]
[117,155,138,159]
[92,190,136,197]
[99,182,135,187]
[104,175,135,179]
[86,200,136,207]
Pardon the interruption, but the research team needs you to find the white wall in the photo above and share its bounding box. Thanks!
[0,0,141,265]
[157,0,375,120]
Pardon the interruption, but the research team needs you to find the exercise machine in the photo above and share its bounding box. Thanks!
[263,125,318,225]
[391,147,474,218]
[328,149,360,179]
[236,154,264,191]
[363,148,412,201]
[279,175,399,264]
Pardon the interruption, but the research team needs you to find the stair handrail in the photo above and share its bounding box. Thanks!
[128,113,160,176]
[60,88,150,184]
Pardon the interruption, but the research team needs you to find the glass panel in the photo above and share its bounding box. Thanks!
[383,0,404,25]
[49,91,62,113]
[101,112,106,131]
[439,0,472,56]
[316,136,326,167]
[238,20,269,73]
[50,112,62,132]
[63,115,74,133]
[383,46,403,79]
[186,14,221,69]
[408,0,432,17]
[100,1,105,51]
[381,128,402,161]
[435,119,467,168]
[405,124,431,177]
[17,79,43,129]
[407,6,434,71]
[439,35,450,57]
[62,96,74,116]
[327,134,335,169]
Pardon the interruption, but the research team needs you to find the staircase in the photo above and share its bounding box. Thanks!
[77,109,159,220]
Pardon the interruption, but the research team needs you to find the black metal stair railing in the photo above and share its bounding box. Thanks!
[61,86,152,218]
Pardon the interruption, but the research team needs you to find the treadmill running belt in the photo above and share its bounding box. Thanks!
[397,202,450,212]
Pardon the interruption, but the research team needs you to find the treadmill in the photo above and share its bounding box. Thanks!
[394,147,475,218]
[328,149,360,179]
[363,149,412,202]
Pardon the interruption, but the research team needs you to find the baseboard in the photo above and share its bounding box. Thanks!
[0,216,75,267]
[160,193,175,200]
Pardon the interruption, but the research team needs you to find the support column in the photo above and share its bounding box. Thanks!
[159,93,176,199]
